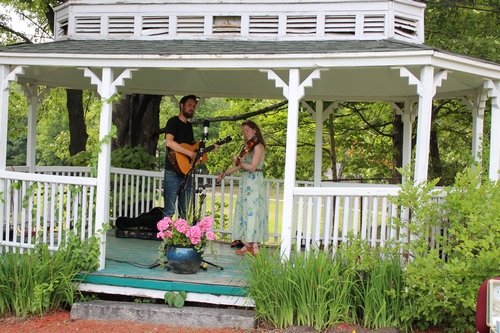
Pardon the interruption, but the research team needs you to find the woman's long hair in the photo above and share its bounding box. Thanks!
[242,120,266,149]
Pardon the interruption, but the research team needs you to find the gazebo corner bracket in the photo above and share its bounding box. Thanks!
[3,65,25,89]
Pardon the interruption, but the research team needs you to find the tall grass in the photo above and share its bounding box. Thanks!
[243,248,360,330]
[242,243,408,331]
[357,254,406,330]
[0,240,85,316]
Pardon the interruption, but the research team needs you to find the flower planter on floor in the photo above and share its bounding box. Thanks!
[165,245,203,274]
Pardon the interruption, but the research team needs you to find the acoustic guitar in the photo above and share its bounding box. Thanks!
[169,135,232,175]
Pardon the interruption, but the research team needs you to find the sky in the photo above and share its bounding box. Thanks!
[1,4,38,39]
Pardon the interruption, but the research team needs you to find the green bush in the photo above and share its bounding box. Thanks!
[391,167,500,332]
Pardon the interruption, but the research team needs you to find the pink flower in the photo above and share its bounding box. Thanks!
[190,237,201,245]
[157,216,215,251]
[197,217,213,232]
[173,219,189,233]
[186,226,202,245]
[157,216,171,232]
[187,225,202,239]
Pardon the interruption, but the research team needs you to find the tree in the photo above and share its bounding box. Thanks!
[204,99,322,181]
[1,0,90,163]
[425,0,500,63]
[113,94,162,156]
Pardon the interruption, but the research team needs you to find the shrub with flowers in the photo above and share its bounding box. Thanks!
[156,216,216,254]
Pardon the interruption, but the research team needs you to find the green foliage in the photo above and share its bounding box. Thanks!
[6,83,29,166]
[210,200,231,242]
[246,166,500,332]
[111,145,158,170]
[357,252,406,330]
[134,298,155,304]
[243,245,407,331]
[334,102,395,181]
[164,291,187,308]
[207,99,317,181]
[35,88,72,166]
[6,86,103,167]
[425,0,500,63]
[390,167,500,332]
[0,229,101,316]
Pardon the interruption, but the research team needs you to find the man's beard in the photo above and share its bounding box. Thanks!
[182,109,194,119]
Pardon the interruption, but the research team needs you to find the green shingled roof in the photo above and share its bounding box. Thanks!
[0,38,434,55]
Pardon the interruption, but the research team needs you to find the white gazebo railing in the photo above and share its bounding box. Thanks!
[0,169,98,253]
[1,166,437,258]
[293,183,402,253]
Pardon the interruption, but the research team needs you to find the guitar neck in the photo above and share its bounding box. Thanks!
[203,144,217,154]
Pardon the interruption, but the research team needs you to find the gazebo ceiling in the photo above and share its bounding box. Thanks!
[0,39,498,102]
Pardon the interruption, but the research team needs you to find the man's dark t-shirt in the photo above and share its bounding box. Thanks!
[165,116,194,171]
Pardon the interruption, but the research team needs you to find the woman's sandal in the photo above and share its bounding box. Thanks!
[235,244,252,255]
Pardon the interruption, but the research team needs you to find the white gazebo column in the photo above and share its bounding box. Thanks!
[0,65,10,172]
[461,90,487,171]
[95,68,115,270]
[281,69,300,257]
[0,65,24,171]
[397,66,448,183]
[261,68,322,258]
[21,84,47,173]
[414,66,435,183]
[81,67,135,269]
[0,65,24,246]
[484,79,500,180]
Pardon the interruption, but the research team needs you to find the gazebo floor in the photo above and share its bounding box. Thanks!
[77,232,253,306]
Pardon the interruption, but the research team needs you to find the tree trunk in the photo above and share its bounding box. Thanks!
[113,94,162,156]
[390,103,404,184]
[430,105,444,185]
[429,129,444,184]
[328,113,338,180]
[66,89,88,156]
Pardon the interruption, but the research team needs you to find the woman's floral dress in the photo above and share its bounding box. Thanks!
[232,151,269,243]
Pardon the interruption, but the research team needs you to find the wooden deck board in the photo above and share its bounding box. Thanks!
[79,232,250,297]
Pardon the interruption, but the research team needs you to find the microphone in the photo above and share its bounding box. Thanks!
[203,120,209,141]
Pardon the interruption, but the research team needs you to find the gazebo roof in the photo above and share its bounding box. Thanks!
[0,38,498,102]
[1,38,432,55]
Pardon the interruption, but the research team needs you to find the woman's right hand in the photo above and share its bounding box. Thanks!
[217,172,226,183]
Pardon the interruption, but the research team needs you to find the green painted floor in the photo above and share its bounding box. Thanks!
[80,232,251,296]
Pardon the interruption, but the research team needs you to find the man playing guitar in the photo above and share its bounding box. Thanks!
[164,95,219,219]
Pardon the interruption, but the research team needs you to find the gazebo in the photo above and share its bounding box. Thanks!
[1,0,500,303]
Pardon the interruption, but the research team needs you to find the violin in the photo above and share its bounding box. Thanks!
[235,136,259,166]
[218,136,259,183]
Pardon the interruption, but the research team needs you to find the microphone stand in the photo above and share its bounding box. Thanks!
[175,143,202,220]
[170,130,224,271]
[174,126,208,221]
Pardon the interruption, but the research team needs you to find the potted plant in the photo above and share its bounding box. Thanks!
[156,216,215,274]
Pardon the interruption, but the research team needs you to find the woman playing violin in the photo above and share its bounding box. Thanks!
[217,120,268,256]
